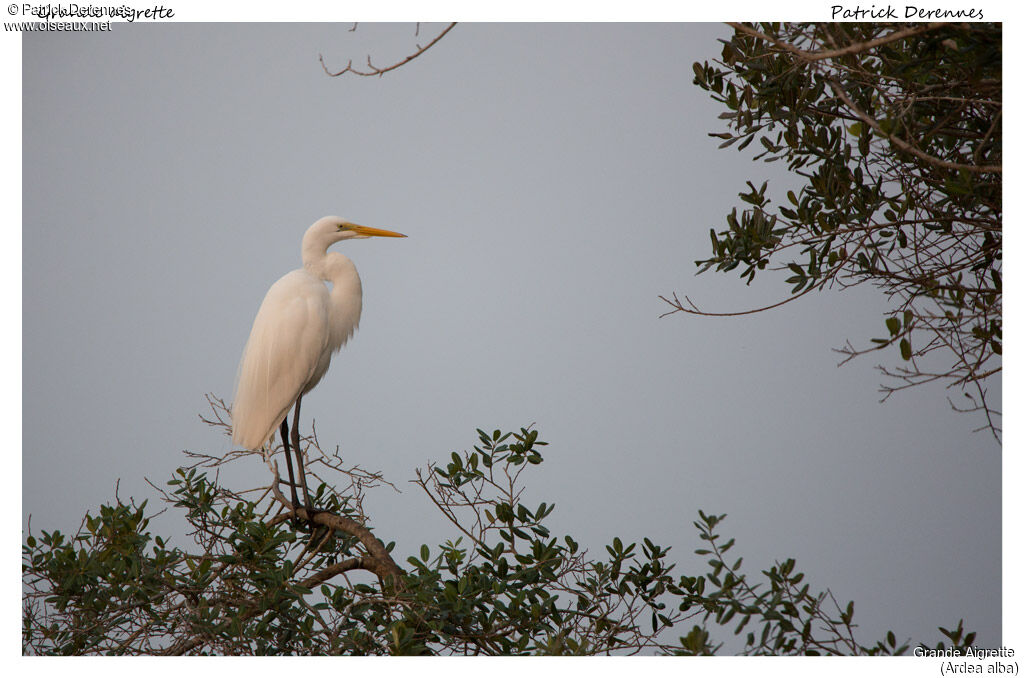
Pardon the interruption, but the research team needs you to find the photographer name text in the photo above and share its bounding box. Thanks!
[831,4,985,19]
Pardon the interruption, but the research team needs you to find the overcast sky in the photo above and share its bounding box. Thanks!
[21,22,1003,652]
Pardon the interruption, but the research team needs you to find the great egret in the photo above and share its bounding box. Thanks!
[232,216,406,513]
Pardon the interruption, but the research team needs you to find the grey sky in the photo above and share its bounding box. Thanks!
[22,22,1001,651]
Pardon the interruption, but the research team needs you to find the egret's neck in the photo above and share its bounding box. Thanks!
[301,231,337,279]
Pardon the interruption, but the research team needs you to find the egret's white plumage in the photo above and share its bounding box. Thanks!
[232,216,405,452]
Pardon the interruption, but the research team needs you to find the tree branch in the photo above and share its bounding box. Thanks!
[267,466,405,588]
[300,557,378,588]
[658,284,819,319]
[828,77,1001,174]
[320,22,457,77]
[726,22,946,62]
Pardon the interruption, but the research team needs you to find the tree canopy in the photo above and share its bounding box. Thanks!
[662,22,1002,439]
[23,400,975,655]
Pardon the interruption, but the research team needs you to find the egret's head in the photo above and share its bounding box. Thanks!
[302,216,405,270]
[312,216,407,242]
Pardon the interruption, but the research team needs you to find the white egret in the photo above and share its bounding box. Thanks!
[232,216,406,513]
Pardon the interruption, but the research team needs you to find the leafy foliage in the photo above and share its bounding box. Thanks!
[22,402,973,655]
[665,23,1001,438]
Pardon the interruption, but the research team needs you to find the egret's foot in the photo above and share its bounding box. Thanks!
[290,505,323,533]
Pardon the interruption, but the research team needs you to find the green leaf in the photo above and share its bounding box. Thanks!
[900,338,912,360]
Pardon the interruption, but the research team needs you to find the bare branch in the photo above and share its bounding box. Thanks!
[659,285,818,319]
[320,23,457,78]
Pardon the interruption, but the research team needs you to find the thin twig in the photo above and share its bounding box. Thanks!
[319,23,457,78]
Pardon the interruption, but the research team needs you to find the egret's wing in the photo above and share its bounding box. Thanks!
[231,271,329,449]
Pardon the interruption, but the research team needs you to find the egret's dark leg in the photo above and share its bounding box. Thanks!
[280,418,301,514]
[291,395,315,511]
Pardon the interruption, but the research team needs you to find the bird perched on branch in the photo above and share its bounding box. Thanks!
[232,216,406,514]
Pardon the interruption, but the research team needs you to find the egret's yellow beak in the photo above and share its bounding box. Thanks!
[343,222,407,238]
